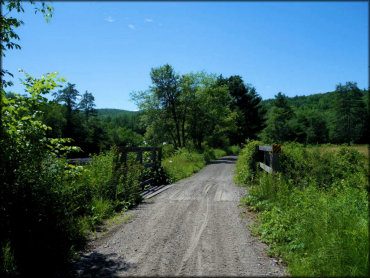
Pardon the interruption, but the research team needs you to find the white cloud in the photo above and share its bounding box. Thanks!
[128,24,135,30]
[145,18,153,23]
[105,16,115,23]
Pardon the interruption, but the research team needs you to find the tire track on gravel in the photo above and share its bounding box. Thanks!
[71,155,286,277]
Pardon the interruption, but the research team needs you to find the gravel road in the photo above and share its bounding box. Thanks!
[72,156,286,277]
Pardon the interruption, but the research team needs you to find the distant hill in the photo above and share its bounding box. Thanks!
[97,108,144,134]
[97,108,139,118]
[261,89,368,112]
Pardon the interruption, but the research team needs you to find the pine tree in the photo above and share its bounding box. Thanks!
[333,82,367,144]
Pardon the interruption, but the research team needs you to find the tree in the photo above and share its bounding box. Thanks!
[260,92,295,143]
[79,90,97,121]
[132,68,237,149]
[306,112,329,144]
[132,64,185,148]
[333,82,367,144]
[53,83,80,138]
[217,75,265,145]
[186,72,236,149]
[40,100,67,138]
[149,64,183,148]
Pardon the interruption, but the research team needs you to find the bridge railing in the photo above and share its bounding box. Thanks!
[118,147,162,190]
[258,144,281,174]
[68,146,162,190]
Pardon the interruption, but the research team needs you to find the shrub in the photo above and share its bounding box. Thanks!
[162,148,206,182]
[226,145,241,155]
[234,139,263,185]
[70,148,144,229]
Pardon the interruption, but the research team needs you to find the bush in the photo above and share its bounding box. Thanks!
[162,146,229,183]
[140,165,171,188]
[236,140,369,276]
[162,144,176,159]
[234,139,263,185]
[70,147,144,229]
[162,148,206,182]
[225,145,241,155]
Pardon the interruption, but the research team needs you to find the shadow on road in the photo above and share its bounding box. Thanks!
[208,156,237,165]
[69,251,134,277]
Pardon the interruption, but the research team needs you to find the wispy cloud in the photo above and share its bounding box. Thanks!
[105,16,115,23]
[145,18,153,23]
[128,24,135,30]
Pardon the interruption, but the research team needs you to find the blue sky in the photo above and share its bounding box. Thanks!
[3,1,368,110]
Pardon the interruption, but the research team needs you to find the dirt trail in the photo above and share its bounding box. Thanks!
[72,156,286,277]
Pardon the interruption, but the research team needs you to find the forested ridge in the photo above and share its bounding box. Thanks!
[6,74,366,159]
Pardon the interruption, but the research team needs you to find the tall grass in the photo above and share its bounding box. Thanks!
[70,148,144,231]
[235,141,369,276]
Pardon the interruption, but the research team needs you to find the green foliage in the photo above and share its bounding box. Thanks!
[140,165,171,188]
[233,140,263,185]
[107,126,143,147]
[72,148,144,219]
[0,0,54,87]
[260,92,295,143]
[202,145,227,163]
[132,66,238,150]
[225,145,241,155]
[217,75,266,144]
[97,109,143,135]
[0,71,145,276]
[333,82,367,144]
[32,88,144,156]
[236,141,369,276]
[162,145,228,183]
[260,86,368,145]
[162,148,206,182]
[162,143,177,159]
[0,72,85,276]
[79,91,97,120]
[88,198,115,227]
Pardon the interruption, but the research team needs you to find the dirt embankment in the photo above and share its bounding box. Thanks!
[72,156,286,277]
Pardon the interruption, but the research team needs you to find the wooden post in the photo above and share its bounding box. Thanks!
[151,148,156,162]
[121,151,127,166]
[136,151,143,164]
[271,153,279,172]
[117,146,163,191]
[259,144,281,174]
[158,148,162,165]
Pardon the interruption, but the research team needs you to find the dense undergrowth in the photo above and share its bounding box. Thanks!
[235,140,369,276]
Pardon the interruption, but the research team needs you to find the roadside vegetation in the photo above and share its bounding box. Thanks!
[235,140,369,277]
[162,146,238,182]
